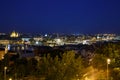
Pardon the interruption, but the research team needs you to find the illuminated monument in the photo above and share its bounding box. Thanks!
[10,30,19,38]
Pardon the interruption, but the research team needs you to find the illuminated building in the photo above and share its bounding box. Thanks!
[10,31,19,38]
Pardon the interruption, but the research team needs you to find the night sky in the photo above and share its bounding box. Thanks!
[0,0,120,34]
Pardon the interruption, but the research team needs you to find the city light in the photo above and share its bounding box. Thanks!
[9,78,12,80]
[107,58,111,80]
[4,66,7,80]
[107,59,111,64]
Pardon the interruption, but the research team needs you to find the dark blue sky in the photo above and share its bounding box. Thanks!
[0,0,120,34]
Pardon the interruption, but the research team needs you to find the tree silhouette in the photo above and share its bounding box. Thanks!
[38,51,85,80]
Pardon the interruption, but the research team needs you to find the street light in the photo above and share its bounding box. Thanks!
[4,66,7,80]
[9,78,12,80]
[107,59,111,80]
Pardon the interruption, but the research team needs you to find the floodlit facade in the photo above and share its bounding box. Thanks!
[10,31,19,38]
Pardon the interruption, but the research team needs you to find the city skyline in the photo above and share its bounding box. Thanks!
[0,0,120,34]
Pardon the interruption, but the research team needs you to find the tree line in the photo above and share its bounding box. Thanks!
[0,42,120,80]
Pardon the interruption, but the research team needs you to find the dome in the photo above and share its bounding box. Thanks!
[10,30,19,38]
